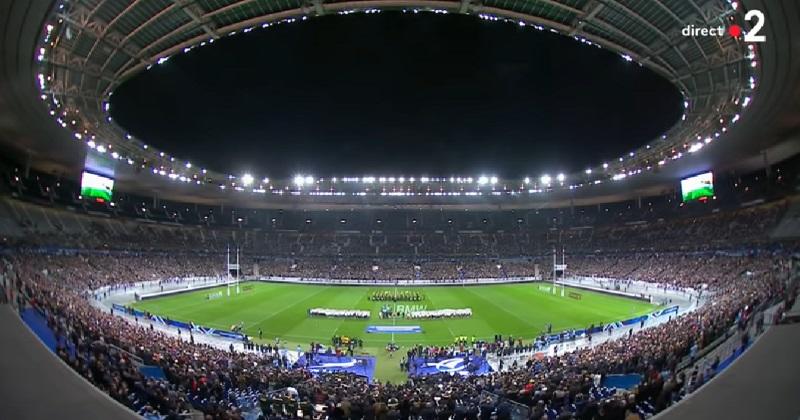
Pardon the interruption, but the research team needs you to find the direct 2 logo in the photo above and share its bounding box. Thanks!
[681,10,765,43]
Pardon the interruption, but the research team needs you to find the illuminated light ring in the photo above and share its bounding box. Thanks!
[36,0,757,195]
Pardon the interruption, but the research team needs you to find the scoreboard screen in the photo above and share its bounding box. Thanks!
[680,172,714,202]
[80,171,114,202]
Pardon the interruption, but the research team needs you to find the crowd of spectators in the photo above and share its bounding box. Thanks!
[251,258,540,282]
[2,196,794,259]
[568,253,787,290]
[4,253,314,419]
[2,247,790,419]
[0,190,796,419]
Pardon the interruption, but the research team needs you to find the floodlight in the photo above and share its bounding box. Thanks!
[540,175,551,185]
[293,175,305,187]
[305,176,314,185]
[241,173,254,186]
[478,176,489,185]
[557,173,565,182]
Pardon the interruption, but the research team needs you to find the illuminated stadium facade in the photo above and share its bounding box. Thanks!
[25,0,784,208]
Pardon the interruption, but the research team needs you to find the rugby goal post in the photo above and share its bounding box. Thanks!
[552,246,567,297]
[227,245,241,296]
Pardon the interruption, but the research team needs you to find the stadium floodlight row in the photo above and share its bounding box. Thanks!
[35,0,757,195]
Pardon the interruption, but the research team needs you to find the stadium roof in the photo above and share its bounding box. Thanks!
[1,0,799,209]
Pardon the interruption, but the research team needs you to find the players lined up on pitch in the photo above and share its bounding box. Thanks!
[305,306,473,319]
[308,308,370,319]
[368,290,424,301]
[405,308,472,319]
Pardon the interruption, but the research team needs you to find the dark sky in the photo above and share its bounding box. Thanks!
[110,12,683,178]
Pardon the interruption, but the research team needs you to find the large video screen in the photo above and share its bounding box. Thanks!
[681,172,714,202]
[81,171,114,202]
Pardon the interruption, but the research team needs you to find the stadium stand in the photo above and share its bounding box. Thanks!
[1,163,797,419]
[4,248,793,419]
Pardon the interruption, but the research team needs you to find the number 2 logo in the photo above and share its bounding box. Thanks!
[744,10,766,42]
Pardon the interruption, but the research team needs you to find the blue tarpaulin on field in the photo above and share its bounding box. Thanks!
[296,354,376,382]
[409,355,492,377]
[366,325,422,334]
[112,304,246,341]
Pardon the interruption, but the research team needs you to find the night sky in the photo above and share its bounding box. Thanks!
[110,12,683,178]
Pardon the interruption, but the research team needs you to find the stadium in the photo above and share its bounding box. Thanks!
[0,0,799,419]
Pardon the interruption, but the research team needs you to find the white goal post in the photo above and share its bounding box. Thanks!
[552,246,567,297]
[227,245,241,296]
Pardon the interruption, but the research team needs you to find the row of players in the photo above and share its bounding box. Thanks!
[368,290,424,301]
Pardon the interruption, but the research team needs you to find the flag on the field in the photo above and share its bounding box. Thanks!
[366,325,422,334]
[296,354,376,382]
[408,355,491,377]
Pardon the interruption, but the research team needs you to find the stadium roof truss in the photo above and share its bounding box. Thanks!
[39,0,756,190]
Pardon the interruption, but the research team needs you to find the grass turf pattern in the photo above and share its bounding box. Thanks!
[133,282,656,347]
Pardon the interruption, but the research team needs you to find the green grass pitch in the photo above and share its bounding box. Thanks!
[133,282,656,346]
[132,282,657,382]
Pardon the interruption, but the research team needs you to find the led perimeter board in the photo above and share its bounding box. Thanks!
[681,172,714,202]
